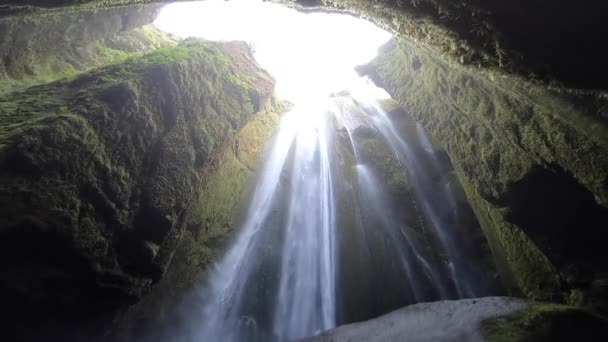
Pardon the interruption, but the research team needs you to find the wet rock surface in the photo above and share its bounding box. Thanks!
[110,96,286,342]
[5,0,608,88]
[360,38,608,308]
[282,0,608,90]
[0,1,606,340]
[301,297,528,342]
[0,4,166,92]
[0,38,275,339]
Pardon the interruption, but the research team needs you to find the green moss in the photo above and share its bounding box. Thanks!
[363,38,608,302]
[111,96,286,340]
[95,43,136,64]
[0,24,176,95]
[1,35,278,338]
[235,97,285,170]
[482,303,608,341]
[136,44,193,64]
[191,97,285,236]
[357,134,408,191]
[1,1,165,17]
[280,0,608,89]
[456,171,560,299]
[194,149,252,235]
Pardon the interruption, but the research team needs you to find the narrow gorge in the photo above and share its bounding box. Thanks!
[0,1,607,341]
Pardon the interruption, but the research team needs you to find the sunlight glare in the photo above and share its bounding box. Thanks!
[154,0,392,104]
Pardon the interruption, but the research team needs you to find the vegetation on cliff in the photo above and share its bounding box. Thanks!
[0,0,606,339]
[280,0,608,91]
[0,4,174,94]
[111,96,286,341]
[360,38,608,310]
[0,37,276,339]
[482,302,608,341]
[6,0,607,89]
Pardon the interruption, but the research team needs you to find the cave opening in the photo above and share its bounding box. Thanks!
[505,164,608,302]
[153,0,393,105]
[144,1,501,341]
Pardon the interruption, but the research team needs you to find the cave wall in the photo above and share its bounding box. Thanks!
[110,96,286,342]
[7,0,608,89]
[333,98,501,323]
[0,3,175,94]
[0,0,170,17]
[360,38,608,309]
[0,38,277,339]
[281,0,608,90]
[0,0,606,337]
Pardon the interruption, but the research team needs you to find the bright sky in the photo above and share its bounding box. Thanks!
[154,0,392,104]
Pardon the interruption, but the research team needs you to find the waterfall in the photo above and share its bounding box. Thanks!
[175,80,495,342]
[183,102,340,342]
[152,2,497,340]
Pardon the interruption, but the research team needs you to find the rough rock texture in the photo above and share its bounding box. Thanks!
[0,4,172,93]
[110,96,286,342]
[373,99,499,283]
[0,0,171,17]
[301,297,608,342]
[0,0,605,338]
[360,38,608,309]
[0,38,275,339]
[280,0,608,90]
[6,0,607,88]
[301,297,527,342]
[330,98,432,323]
[483,302,608,342]
[333,97,501,323]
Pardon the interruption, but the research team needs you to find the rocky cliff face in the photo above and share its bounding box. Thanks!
[0,0,606,339]
[8,0,608,89]
[0,4,173,94]
[110,95,286,342]
[279,0,608,90]
[359,38,608,310]
[0,38,278,339]
[332,97,501,324]
[0,0,168,16]
[301,297,608,342]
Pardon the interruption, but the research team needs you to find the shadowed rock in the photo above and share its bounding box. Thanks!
[0,38,275,339]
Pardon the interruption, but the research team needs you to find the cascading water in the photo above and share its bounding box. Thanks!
[182,103,340,342]
[153,1,499,341]
[358,100,491,298]
[168,84,497,342]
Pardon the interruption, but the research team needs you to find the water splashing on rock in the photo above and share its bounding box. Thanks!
[176,79,496,341]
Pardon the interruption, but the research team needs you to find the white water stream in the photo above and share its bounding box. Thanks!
[154,2,497,341]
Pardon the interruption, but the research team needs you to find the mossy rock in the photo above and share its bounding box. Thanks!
[0,38,275,340]
[5,0,608,88]
[282,0,608,90]
[482,302,608,341]
[0,4,172,94]
[110,95,286,341]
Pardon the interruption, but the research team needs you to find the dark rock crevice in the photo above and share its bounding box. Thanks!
[503,164,608,310]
